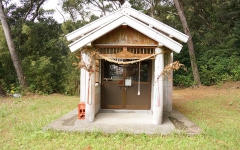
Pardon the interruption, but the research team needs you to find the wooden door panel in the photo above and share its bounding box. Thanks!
[101,82,124,109]
[126,83,150,110]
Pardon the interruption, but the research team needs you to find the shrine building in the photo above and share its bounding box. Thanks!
[66,1,188,125]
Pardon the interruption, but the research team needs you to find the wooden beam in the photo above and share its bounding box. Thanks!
[97,54,155,59]
[93,44,157,48]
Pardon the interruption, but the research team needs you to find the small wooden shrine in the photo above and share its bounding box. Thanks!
[66,1,188,125]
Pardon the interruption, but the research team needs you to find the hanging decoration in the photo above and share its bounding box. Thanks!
[137,61,140,95]
[73,47,186,83]
[155,61,187,83]
[87,75,91,104]
[73,47,164,69]
[74,51,96,105]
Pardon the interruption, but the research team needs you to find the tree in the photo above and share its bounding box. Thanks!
[0,84,6,97]
[60,0,240,87]
[0,0,27,90]
[110,0,125,5]
[62,0,123,21]
[173,0,201,87]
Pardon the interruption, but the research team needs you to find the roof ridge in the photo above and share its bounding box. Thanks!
[121,0,131,9]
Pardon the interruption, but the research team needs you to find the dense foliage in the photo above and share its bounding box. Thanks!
[0,0,240,94]
[173,0,240,86]
[0,1,80,95]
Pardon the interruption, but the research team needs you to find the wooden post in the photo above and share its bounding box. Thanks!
[153,47,164,125]
[85,53,95,122]
[80,53,87,103]
[163,52,173,113]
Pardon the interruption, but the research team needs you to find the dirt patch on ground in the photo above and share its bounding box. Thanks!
[173,81,240,109]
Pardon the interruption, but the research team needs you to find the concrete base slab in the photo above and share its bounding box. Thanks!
[43,108,202,135]
[170,109,202,135]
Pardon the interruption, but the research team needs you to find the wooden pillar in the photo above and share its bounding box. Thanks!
[153,47,164,125]
[80,52,86,103]
[163,52,173,113]
[80,53,96,122]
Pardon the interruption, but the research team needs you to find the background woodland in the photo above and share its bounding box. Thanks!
[0,0,240,95]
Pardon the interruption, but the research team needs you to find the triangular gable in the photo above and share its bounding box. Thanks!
[93,26,158,46]
[68,15,182,53]
[66,1,189,53]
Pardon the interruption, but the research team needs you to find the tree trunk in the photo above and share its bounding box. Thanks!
[150,0,154,18]
[0,1,27,90]
[173,0,201,87]
[108,0,125,5]
[0,85,6,97]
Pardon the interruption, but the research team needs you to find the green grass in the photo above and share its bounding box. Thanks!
[1,90,240,150]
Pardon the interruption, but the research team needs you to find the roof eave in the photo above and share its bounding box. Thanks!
[65,10,121,41]
[128,8,189,43]
[68,15,183,53]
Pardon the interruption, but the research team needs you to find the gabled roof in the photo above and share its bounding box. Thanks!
[66,1,189,53]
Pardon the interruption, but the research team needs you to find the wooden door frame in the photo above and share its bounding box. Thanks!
[101,59,152,110]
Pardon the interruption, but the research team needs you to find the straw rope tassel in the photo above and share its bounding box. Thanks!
[87,74,91,104]
[156,58,161,106]
[157,79,160,106]
[138,61,140,95]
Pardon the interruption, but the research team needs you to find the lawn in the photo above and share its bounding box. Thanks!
[0,85,240,150]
